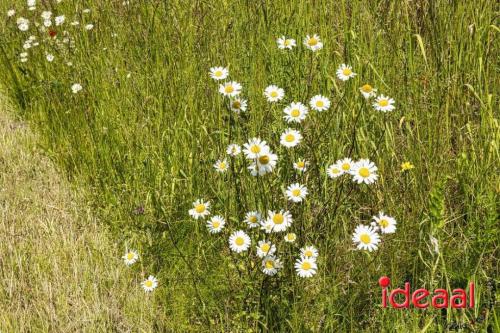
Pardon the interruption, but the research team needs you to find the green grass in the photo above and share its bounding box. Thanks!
[0,0,498,331]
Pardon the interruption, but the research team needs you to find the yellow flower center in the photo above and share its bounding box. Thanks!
[249,215,257,223]
[291,189,301,197]
[144,280,153,288]
[285,134,295,142]
[270,91,278,98]
[286,233,296,241]
[224,85,234,93]
[214,70,222,77]
[218,162,226,169]
[304,250,313,257]
[290,109,300,117]
[284,39,291,46]
[301,262,312,270]
[235,237,244,246]
[316,100,324,107]
[360,234,371,244]
[250,145,261,154]
[265,260,274,269]
[379,219,389,228]
[261,243,270,252]
[258,155,270,165]
[307,37,318,46]
[378,99,389,107]
[195,204,205,213]
[342,68,352,76]
[342,163,350,171]
[361,84,372,93]
[273,214,284,224]
[359,167,370,177]
[212,221,220,228]
[126,253,135,260]
[232,101,241,109]
[296,161,305,168]
[330,167,340,174]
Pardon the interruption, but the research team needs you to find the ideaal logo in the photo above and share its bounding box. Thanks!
[379,276,474,309]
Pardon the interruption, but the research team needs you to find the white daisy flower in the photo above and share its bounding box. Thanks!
[230,98,247,113]
[284,232,297,243]
[19,53,28,62]
[286,183,308,203]
[82,8,91,13]
[360,84,377,99]
[7,9,15,17]
[55,15,65,26]
[207,215,225,234]
[300,246,319,259]
[41,11,52,20]
[248,152,278,176]
[373,95,395,112]
[336,63,356,81]
[371,212,397,234]
[46,53,54,62]
[23,41,32,49]
[188,199,210,219]
[71,83,83,94]
[260,219,274,234]
[280,129,302,148]
[122,250,139,266]
[213,158,229,173]
[141,275,158,292]
[243,138,270,159]
[350,159,378,184]
[27,0,36,7]
[229,230,251,253]
[85,24,94,30]
[245,211,261,228]
[256,240,276,258]
[303,34,323,52]
[264,85,285,103]
[262,255,282,276]
[309,95,330,112]
[219,81,242,97]
[295,257,317,278]
[17,17,29,31]
[352,225,380,252]
[283,102,308,123]
[293,159,309,172]
[266,210,292,233]
[43,19,52,27]
[337,158,354,174]
[276,36,296,50]
[327,163,343,178]
[226,144,241,156]
[209,66,229,80]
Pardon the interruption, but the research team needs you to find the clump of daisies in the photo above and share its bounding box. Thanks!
[243,138,278,176]
[327,158,378,185]
[295,245,319,278]
[352,213,397,252]
[197,33,401,283]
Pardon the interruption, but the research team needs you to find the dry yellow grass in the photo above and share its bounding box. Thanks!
[0,93,164,332]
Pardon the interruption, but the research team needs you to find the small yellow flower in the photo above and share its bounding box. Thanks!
[401,161,415,171]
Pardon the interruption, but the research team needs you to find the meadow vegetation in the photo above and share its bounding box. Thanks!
[0,0,498,332]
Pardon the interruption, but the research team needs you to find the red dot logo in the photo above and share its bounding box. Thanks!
[379,276,390,288]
